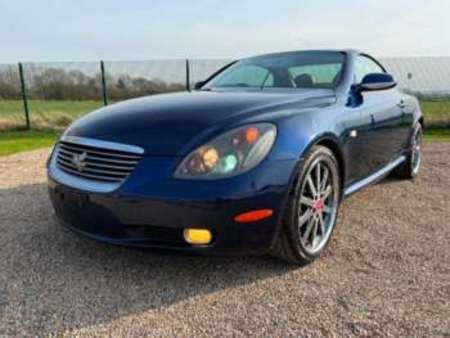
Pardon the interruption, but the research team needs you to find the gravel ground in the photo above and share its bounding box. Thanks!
[0,143,449,336]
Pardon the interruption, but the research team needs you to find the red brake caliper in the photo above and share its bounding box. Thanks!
[313,199,324,213]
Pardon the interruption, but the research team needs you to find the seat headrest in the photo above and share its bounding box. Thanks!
[294,74,314,88]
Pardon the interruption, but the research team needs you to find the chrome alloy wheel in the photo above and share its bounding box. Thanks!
[297,159,339,255]
[411,127,422,175]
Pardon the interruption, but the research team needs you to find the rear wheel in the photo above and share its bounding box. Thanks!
[395,123,423,179]
[270,145,341,264]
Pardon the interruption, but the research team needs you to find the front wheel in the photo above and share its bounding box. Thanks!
[270,145,341,265]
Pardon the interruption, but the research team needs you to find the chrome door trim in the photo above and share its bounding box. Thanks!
[344,155,406,197]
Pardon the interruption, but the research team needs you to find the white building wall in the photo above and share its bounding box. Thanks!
[380,57,450,95]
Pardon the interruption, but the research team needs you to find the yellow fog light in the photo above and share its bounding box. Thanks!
[183,228,212,245]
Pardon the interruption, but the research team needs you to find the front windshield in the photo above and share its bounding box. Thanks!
[204,51,345,91]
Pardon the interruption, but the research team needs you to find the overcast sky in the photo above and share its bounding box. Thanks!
[1,0,449,63]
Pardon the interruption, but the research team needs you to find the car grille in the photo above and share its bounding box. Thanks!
[56,140,143,183]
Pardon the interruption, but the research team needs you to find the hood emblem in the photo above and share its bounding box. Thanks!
[72,152,87,172]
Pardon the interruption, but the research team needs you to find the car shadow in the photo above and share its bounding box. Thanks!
[376,173,404,186]
[0,183,297,335]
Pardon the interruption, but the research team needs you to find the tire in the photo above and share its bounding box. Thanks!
[395,123,423,179]
[270,145,341,265]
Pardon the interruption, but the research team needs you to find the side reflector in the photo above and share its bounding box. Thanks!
[234,209,274,223]
[183,228,212,245]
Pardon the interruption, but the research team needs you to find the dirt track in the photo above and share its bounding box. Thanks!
[0,143,448,336]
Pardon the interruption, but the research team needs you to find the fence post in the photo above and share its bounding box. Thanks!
[100,60,108,105]
[18,62,31,130]
[186,59,191,92]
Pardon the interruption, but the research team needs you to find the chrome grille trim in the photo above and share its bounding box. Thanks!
[57,155,134,171]
[49,137,144,193]
[59,143,142,160]
[55,161,124,183]
[57,158,130,177]
[57,150,139,165]
[60,136,144,155]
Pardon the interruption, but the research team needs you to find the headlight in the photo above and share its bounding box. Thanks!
[174,123,277,179]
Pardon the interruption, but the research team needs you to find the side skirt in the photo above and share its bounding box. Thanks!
[343,155,406,197]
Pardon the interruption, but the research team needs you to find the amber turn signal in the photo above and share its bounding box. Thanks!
[234,209,274,223]
[245,127,260,144]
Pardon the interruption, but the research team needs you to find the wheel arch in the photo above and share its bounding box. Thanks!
[418,116,425,129]
[316,138,346,196]
[270,133,346,257]
[288,133,346,200]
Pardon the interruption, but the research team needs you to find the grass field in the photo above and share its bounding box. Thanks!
[419,100,450,128]
[0,128,448,158]
[0,99,449,130]
[0,100,103,130]
[0,98,448,156]
[423,128,450,141]
[0,130,60,157]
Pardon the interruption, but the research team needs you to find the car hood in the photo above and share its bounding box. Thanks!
[65,90,334,155]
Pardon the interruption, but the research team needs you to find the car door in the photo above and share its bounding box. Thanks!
[340,102,372,185]
[353,54,405,172]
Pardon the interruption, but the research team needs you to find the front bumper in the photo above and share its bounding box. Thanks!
[48,155,297,256]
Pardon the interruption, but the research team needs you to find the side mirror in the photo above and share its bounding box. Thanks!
[359,73,396,91]
[194,81,206,90]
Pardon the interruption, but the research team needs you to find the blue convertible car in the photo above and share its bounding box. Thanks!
[48,50,423,264]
